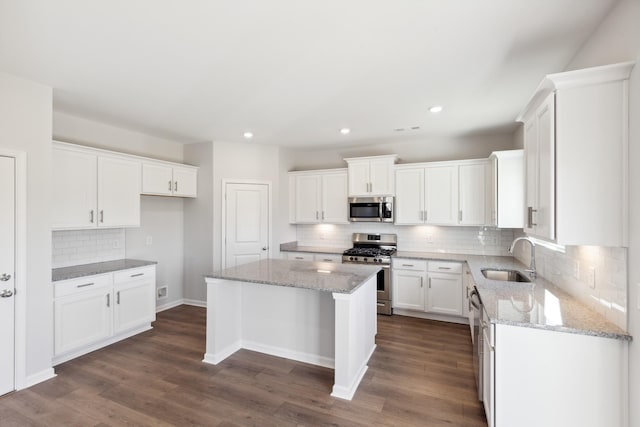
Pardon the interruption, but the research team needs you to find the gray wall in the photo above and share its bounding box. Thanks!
[0,71,53,381]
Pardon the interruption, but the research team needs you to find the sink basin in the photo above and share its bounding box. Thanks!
[481,268,532,283]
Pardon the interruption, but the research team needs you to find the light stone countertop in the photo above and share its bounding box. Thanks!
[395,251,631,341]
[52,259,157,282]
[207,258,380,294]
[280,241,348,255]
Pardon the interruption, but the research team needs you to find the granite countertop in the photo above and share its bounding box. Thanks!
[52,259,157,282]
[394,251,631,341]
[280,241,347,255]
[207,258,380,294]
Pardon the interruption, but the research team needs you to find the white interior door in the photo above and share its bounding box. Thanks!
[225,183,270,268]
[0,156,15,396]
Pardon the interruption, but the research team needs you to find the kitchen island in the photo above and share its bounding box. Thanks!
[204,259,380,400]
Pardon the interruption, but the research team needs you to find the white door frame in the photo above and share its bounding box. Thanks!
[0,148,27,391]
[221,179,272,270]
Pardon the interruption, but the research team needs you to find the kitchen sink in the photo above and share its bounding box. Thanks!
[481,268,532,282]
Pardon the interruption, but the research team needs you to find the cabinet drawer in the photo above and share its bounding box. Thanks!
[54,274,112,298]
[314,254,342,263]
[392,259,427,271]
[114,266,156,284]
[287,252,314,261]
[428,261,462,274]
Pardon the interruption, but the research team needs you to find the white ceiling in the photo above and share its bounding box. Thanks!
[0,0,618,148]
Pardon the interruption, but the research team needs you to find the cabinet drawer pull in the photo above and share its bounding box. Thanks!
[438,267,452,270]
[130,273,144,278]
[322,259,332,262]
[402,264,414,267]
[76,282,94,288]
[294,257,304,260]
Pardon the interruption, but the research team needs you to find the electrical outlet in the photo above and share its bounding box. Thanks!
[146,236,153,245]
[587,266,596,289]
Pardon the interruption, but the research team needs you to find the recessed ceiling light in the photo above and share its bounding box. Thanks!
[429,106,443,113]
[243,131,253,139]
[340,128,351,135]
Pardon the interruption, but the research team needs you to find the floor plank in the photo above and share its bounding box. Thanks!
[0,305,487,426]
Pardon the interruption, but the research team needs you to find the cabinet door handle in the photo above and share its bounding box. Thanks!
[77,282,94,288]
[90,210,94,223]
[428,277,432,288]
[168,180,173,191]
[106,294,110,307]
[100,210,104,223]
[130,273,144,278]
[116,291,120,305]
[322,211,325,220]
[420,277,423,288]
[174,181,178,192]
[459,210,463,222]
[527,206,538,227]
[316,211,319,220]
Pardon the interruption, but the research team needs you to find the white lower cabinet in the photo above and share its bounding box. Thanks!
[53,265,156,365]
[392,259,464,319]
[392,262,426,311]
[487,322,628,427]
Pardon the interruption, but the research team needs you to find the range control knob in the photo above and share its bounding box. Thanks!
[364,258,368,262]
[349,257,355,261]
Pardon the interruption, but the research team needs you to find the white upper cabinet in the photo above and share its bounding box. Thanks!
[345,155,398,196]
[425,165,459,225]
[98,156,141,228]
[52,143,141,230]
[52,148,98,229]
[395,160,487,226]
[458,162,487,226]
[288,169,349,224]
[488,150,524,228]
[142,162,197,198]
[517,61,634,246]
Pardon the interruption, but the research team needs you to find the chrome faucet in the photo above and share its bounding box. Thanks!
[509,236,536,278]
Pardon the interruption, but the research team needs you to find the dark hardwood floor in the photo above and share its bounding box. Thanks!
[0,305,487,426]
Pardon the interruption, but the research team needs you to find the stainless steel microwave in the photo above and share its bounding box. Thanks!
[348,197,394,222]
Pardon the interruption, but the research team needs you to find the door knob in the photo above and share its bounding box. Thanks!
[0,289,13,298]
[0,273,11,281]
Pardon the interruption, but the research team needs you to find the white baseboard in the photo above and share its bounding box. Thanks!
[183,299,206,308]
[156,299,184,313]
[393,309,469,325]
[331,344,376,401]
[21,368,56,389]
[242,340,335,369]
[52,324,152,366]
[203,341,242,365]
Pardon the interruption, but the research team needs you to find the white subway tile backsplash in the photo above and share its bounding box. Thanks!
[513,237,628,331]
[295,224,515,256]
[52,229,126,268]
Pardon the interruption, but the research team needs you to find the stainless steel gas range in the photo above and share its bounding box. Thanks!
[342,233,397,315]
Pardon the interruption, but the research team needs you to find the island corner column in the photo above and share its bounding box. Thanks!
[330,274,377,400]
